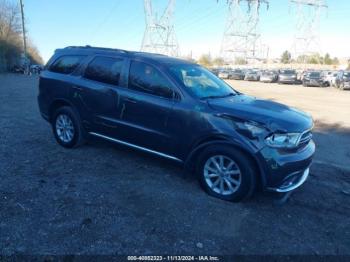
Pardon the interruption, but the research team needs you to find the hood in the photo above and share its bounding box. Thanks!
[208,95,313,133]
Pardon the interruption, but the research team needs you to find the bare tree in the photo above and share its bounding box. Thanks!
[0,0,43,71]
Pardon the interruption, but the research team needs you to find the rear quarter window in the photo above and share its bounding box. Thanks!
[49,55,86,74]
[84,56,124,86]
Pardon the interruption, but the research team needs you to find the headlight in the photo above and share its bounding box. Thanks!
[265,133,301,148]
[236,122,266,138]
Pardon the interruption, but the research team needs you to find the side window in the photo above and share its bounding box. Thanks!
[49,55,86,74]
[128,61,173,98]
[84,56,124,86]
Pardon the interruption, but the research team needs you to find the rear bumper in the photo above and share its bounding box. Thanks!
[260,78,275,83]
[279,79,297,84]
[231,76,244,80]
[342,82,350,89]
[304,80,323,86]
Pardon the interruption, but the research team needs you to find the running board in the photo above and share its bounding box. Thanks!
[89,132,183,163]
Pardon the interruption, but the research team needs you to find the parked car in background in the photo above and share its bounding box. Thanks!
[30,65,43,74]
[335,71,350,90]
[11,65,25,74]
[210,68,220,76]
[230,69,245,80]
[38,45,315,202]
[323,71,338,87]
[244,70,260,81]
[302,71,325,87]
[278,69,298,84]
[296,70,304,82]
[260,70,278,83]
[321,71,333,87]
[218,70,231,79]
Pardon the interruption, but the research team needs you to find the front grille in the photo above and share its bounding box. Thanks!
[299,130,313,146]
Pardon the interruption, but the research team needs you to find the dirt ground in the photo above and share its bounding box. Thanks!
[1,74,350,256]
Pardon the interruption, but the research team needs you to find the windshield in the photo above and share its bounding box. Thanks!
[344,72,350,77]
[169,64,238,99]
[280,70,295,74]
[309,72,321,77]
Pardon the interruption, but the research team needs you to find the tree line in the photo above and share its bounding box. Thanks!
[0,0,43,72]
[195,51,346,68]
[280,50,340,65]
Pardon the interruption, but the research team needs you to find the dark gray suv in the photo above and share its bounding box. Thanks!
[38,46,315,202]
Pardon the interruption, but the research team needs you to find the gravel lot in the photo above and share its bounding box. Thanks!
[1,74,350,256]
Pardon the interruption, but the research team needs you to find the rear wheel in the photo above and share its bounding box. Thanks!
[52,106,86,148]
[196,145,256,202]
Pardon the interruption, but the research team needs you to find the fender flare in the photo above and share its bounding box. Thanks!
[184,140,267,188]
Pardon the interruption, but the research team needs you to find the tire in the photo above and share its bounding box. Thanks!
[196,145,256,202]
[52,106,86,148]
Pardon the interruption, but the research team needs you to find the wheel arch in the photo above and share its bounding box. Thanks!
[49,98,75,122]
[184,138,265,190]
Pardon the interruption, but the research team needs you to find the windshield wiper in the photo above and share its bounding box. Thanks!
[201,93,237,100]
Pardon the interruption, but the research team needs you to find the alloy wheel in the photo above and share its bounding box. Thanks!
[55,114,75,143]
[203,155,242,196]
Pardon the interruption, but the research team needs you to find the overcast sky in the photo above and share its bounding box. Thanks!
[18,0,350,62]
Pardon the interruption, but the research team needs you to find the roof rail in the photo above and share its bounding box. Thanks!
[64,45,129,54]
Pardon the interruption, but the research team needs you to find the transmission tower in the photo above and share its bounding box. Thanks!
[141,0,179,57]
[290,0,327,62]
[220,0,269,63]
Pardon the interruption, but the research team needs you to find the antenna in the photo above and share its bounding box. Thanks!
[141,0,179,57]
[290,0,328,63]
[220,0,269,63]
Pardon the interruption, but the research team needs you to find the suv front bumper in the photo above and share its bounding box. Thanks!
[256,140,315,193]
[267,167,310,192]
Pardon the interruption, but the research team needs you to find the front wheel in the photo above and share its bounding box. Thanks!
[196,146,257,202]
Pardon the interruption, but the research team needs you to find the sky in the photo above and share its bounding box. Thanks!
[16,0,350,62]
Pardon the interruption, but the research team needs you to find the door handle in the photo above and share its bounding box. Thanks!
[72,85,83,91]
[124,97,138,104]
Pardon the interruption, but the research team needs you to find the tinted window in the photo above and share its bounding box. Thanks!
[280,70,296,74]
[344,72,350,77]
[128,61,173,98]
[49,55,85,74]
[310,72,321,77]
[84,57,124,85]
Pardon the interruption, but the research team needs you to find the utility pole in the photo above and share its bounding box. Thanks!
[290,0,328,64]
[141,0,179,57]
[19,0,28,72]
[220,0,269,64]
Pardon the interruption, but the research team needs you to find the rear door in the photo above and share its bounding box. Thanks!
[72,55,127,135]
[115,60,178,154]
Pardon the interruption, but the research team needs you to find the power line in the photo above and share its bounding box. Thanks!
[89,1,121,42]
[290,0,328,62]
[141,0,179,56]
[220,0,269,63]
